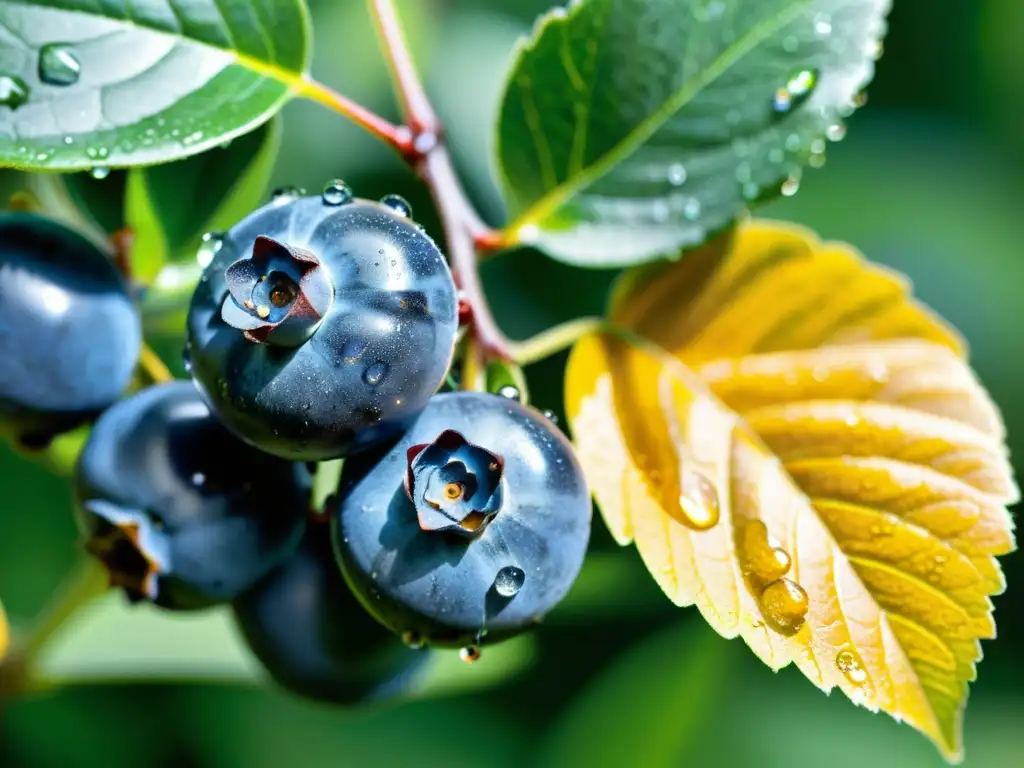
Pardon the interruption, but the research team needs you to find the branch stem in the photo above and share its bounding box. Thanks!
[137,343,175,385]
[512,317,608,366]
[296,77,414,155]
[368,0,439,133]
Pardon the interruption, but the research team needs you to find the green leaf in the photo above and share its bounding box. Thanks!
[126,116,282,279]
[0,0,309,172]
[485,358,531,403]
[536,619,731,768]
[495,0,889,267]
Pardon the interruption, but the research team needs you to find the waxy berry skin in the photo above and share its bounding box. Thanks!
[0,212,140,444]
[332,392,593,647]
[74,382,309,611]
[185,194,458,461]
[233,526,430,704]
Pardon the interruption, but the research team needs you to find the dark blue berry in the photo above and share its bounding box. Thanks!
[233,525,430,704]
[74,382,308,610]
[332,392,592,647]
[185,193,458,461]
[0,212,140,444]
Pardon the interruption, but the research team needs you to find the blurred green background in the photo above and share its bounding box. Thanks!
[2,0,1023,765]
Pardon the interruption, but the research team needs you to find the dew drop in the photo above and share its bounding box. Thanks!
[808,152,826,169]
[758,578,809,636]
[38,43,81,86]
[836,648,869,685]
[742,182,760,201]
[182,343,193,374]
[541,409,559,424]
[682,198,701,220]
[768,147,784,164]
[781,175,800,197]
[191,472,206,487]
[772,69,818,114]
[813,13,832,36]
[63,135,73,145]
[460,646,481,663]
[739,520,792,584]
[90,165,110,180]
[493,566,526,598]
[667,163,687,186]
[380,193,412,218]
[782,35,799,53]
[826,122,847,142]
[363,362,389,386]
[676,470,720,531]
[0,75,29,110]
[401,630,425,649]
[652,199,669,222]
[341,339,366,361]
[271,186,300,202]
[197,232,224,268]
[498,384,521,402]
[321,178,353,206]
[413,131,438,154]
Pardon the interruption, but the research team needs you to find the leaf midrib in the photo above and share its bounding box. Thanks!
[4,0,309,92]
[506,0,811,233]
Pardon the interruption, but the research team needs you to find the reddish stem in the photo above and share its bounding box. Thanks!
[368,0,512,361]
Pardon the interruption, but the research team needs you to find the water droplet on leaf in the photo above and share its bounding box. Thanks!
[758,578,809,636]
[401,630,424,649]
[380,194,412,218]
[38,44,81,86]
[826,122,847,142]
[667,163,687,186]
[493,566,526,598]
[781,175,800,196]
[739,520,792,584]
[836,648,869,685]
[0,75,29,110]
[90,166,110,180]
[813,13,832,36]
[675,470,720,531]
[682,198,701,220]
[772,69,817,114]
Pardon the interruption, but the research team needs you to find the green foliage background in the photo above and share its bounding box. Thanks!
[2,0,1022,765]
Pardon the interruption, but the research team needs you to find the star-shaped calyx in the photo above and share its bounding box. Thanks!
[220,235,335,347]
[80,500,171,603]
[404,430,505,537]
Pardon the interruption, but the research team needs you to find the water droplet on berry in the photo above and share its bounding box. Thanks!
[38,43,81,86]
[191,472,205,487]
[758,578,808,636]
[362,362,389,386]
[90,165,110,180]
[341,339,366,361]
[270,186,300,203]
[675,470,720,530]
[401,630,425,649]
[836,648,868,685]
[459,646,481,663]
[542,409,558,424]
[0,75,29,110]
[380,194,412,218]
[197,232,224,267]
[493,565,526,598]
[667,163,687,186]
[497,385,521,401]
[321,179,353,206]
[182,344,193,374]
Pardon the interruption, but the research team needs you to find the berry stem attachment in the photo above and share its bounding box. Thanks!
[137,343,175,385]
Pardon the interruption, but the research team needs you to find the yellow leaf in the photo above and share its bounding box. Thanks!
[564,220,1017,763]
[0,596,9,663]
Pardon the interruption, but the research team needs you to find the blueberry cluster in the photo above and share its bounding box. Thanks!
[1,188,592,704]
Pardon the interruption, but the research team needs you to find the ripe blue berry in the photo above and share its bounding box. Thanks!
[233,525,430,704]
[332,392,592,647]
[74,382,308,610]
[0,212,140,445]
[185,192,458,461]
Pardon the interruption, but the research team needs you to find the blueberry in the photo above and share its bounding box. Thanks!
[233,524,430,704]
[186,193,458,461]
[0,212,140,444]
[332,392,592,647]
[74,382,308,610]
